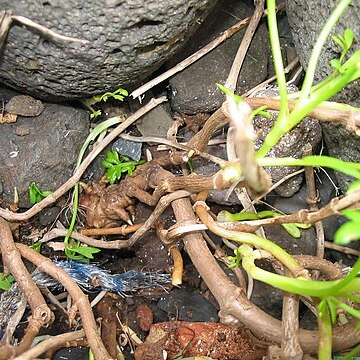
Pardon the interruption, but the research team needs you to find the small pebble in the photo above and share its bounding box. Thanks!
[5,95,44,117]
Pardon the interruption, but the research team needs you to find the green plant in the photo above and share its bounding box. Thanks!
[0,273,14,291]
[64,238,101,262]
[217,0,360,357]
[63,87,130,262]
[218,209,310,238]
[81,87,128,119]
[101,151,145,184]
[257,0,359,159]
[28,182,52,204]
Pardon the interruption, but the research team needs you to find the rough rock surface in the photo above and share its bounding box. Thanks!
[253,86,323,197]
[168,0,269,114]
[0,0,216,101]
[0,88,89,208]
[286,0,360,192]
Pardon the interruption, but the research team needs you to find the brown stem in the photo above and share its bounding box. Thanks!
[130,4,286,99]
[225,0,265,92]
[169,198,360,353]
[0,218,54,357]
[13,330,85,360]
[281,293,303,359]
[15,244,112,360]
[245,97,360,134]
[79,223,143,236]
[304,144,325,261]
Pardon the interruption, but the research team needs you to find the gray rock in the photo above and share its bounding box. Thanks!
[112,138,142,162]
[286,0,360,193]
[253,86,322,197]
[135,104,174,139]
[0,100,89,208]
[5,95,44,117]
[168,0,269,114]
[0,0,216,101]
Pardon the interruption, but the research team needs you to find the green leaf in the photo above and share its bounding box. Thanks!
[28,182,52,204]
[334,222,360,245]
[326,298,338,324]
[318,298,327,318]
[282,223,301,238]
[0,273,14,291]
[346,180,360,194]
[342,209,360,223]
[30,241,42,253]
[330,59,344,73]
[343,28,354,50]
[90,110,102,119]
[101,151,145,184]
[71,246,101,259]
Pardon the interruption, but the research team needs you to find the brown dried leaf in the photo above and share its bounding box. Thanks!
[0,112,17,123]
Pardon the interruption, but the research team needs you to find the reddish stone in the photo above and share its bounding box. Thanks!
[134,321,264,360]
[135,303,154,332]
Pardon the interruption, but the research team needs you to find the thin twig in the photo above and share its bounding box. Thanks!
[79,223,143,236]
[168,244,183,286]
[127,190,191,246]
[11,15,89,44]
[0,96,167,222]
[41,228,134,250]
[120,133,225,165]
[130,4,286,99]
[13,330,85,360]
[241,57,300,97]
[304,144,325,261]
[324,241,359,256]
[225,0,265,92]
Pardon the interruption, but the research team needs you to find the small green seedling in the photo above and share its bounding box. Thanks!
[28,182,52,204]
[0,273,14,291]
[30,241,42,253]
[101,150,145,184]
[64,238,101,262]
[81,87,128,119]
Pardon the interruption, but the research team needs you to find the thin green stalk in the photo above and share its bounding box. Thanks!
[258,155,360,180]
[206,222,304,276]
[66,115,124,244]
[317,302,333,360]
[298,0,352,104]
[239,245,360,297]
[266,0,288,124]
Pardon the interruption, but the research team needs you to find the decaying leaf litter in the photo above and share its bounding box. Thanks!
[1,1,360,360]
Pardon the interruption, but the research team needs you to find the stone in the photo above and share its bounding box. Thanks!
[0,98,89,208]
[286,0,360,193]
[0,0,216,101]
[253,86,322,197]
[168,0,269,114]
[5,95,44,117]
[112,138,142,162]
[135,104,174,139]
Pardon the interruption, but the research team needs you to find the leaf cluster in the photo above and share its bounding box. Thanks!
[101,150,145,184]
[28,182,52,204]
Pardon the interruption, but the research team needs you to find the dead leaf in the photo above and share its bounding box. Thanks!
[0,113,17,123]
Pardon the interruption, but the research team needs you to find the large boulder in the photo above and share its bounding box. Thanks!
[0,88,89,208]
[0,0,216,101]
[286,0,360,192]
